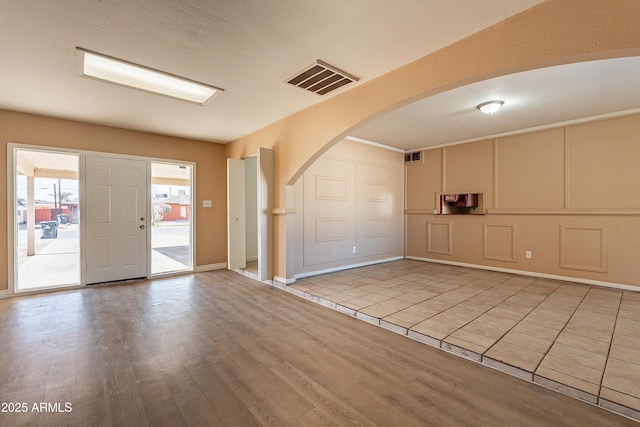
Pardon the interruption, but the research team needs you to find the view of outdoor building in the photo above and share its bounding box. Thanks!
[151,163,193,274]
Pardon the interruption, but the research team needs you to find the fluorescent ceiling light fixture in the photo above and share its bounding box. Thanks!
[477,100,504,115]
[76,48,223,105]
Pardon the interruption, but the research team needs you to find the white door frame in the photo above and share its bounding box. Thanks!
[6,143,197,295]
[227,158,246,270]
[227,148,274,281]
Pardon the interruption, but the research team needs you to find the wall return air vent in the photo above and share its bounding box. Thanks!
[404,151,422,163]
[286,60,359,95]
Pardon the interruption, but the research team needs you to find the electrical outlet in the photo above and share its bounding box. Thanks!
[525,251,532,259]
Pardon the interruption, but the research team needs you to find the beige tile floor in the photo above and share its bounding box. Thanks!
[287,259,640,422]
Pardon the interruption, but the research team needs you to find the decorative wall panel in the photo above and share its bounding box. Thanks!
[364,181,388,202]
[316,218,348,242]
[496,128,565,210]
[315,176,347,200]
[427,222,452,255]
[405,149,441,211]
[364,217,389,239]
[567,115,640,209]
[483,224,516,262]
[444,139,493,200]
[560,226,608,272]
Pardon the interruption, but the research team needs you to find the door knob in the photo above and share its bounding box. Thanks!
[140,225,145,229]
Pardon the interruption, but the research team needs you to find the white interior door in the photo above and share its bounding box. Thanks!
[85,155,148,284]
[227,158,246,270]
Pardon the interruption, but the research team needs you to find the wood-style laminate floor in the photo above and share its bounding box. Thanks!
[0,269,636,426]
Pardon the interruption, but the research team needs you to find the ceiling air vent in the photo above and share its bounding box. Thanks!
[286,60,359,95]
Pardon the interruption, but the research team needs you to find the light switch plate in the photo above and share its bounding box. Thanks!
[203,200,212,208]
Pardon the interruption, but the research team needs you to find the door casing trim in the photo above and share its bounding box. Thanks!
[6,142,196,296]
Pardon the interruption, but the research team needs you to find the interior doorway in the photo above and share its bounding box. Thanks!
[227,148,273,281]
[151,162,194,275]
[13,149,81,292]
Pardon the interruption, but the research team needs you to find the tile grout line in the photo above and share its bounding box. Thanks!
[597,289,624,402]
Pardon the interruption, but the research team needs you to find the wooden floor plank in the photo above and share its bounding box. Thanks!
[272,362,378,427]
[247,398,301,427]
[184,358,261,426]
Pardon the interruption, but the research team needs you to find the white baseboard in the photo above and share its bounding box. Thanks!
[274,276,296,285]
[196,262,227,272]
[405,256,639,292]
[295,256,404,280]
[0,290,8,299]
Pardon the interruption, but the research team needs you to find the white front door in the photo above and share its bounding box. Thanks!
[85,155,148,284]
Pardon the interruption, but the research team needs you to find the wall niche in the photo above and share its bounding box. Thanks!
[437,192,485,215]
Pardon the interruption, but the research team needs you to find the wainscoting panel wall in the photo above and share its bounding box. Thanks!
[356,162,395,256]
[303,157,356,266]
[295,139,404,275]
[405,112,640,288]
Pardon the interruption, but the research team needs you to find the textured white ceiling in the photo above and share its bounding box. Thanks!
[0,0,545,146]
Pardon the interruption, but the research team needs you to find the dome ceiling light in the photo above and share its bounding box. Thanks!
[477,100,504,115]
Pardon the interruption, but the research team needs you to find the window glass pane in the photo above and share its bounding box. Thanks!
[151,163,193,274]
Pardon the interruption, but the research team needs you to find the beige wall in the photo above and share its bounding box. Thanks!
[406,113,640,288]
[293,139,404,275]
[226,0,640,281]
[0,110,228,291]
